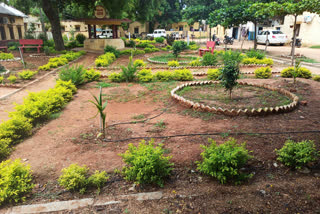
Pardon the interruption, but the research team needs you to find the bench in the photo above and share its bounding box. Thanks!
[199,41,215,56]
[19,39,43,53]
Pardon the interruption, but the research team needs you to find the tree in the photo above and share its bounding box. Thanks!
[251,0,320,65]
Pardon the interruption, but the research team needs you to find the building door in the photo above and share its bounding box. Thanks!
[0,26,6,40]
[134,27,139,34]
[8,25,14,39]
[17,26,22,39]
[232,27,239,39]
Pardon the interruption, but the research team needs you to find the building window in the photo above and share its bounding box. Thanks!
[8,26,14,39]
[75,25,81,31]
[134,27,139,34]
[0,26,6,40]
[276,27,281,31]
[17,26,22,39]
[179,26,183,31]
[9,17,15,23]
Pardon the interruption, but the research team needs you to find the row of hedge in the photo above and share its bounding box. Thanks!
[0,52,14,60]
[38,51,86,71]
[1,137,317,205]
[109,68,194,83]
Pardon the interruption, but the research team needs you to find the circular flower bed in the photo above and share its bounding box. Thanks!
[171,81,299,116]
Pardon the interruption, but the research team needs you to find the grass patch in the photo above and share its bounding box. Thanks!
[310,45,320,49]
[299,57,318,63]
[49,112,62,120]
[96,82,119,88]
[132,114,145,120]
[149,53,198,63]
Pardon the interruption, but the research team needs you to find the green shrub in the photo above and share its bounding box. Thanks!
[18,70,37,80]
[313,75,320,82]
[58,164,89,194]
[189,44,199,50]
[136,43,151,48]
[246,49,265,59]
[0,159,34,204]
[276,140,318,169]
[168,60,179,67]
[155,70,174,81]
[298,67,312,79]
[104,45,120,58]
[0,116,32,143]
[76,33,86,45]
[38,64,51,71]
[120,49,145,56]
[144,47,159,53]
[155,37,165,43]
[121,56,138,82]
[7,75,17,83]
[137,69,153,82]
[188,58,202,66]
[83,69,100,82]
[172,41,188,58]
[281,67,312,79]
[109,72,124,82]
[88,170,109,190]
[173,69,193,81]
[254,67,272,79]
[242,57,273,65]
[59,65,85,86]
[95,52,116,67]
[202,53,218,66]
[261,58,274,65]
[0,76,4,83]
[119,139,174,187]
[55,79,77,94]
[8,42,20,51]
[133,59,146,67]
[0,138,11,160]
[126,40,136,48]
[49,57,68,66]
[0,52,14,60]
[197,138,252,184]
[207,69,221,80]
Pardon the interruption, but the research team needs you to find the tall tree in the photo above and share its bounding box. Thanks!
[251,0,320,65]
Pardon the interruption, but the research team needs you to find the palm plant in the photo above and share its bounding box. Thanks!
[120,56,138,82]
[89,87,108,139]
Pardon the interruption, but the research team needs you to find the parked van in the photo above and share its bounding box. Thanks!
[98,29,113,38]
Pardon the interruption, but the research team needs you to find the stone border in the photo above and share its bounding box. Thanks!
[192,70,281,76]
[171,81,299,116]
[29,54,60,58]
[0,57,21,62]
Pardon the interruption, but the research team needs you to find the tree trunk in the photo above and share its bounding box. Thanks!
[41,0,65,51]
[39,8,47,40]
[291,14,298,66]
[254,20,257,50]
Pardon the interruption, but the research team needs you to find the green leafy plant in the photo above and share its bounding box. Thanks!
[144,47,160,53]
[59,65,85,86]
[76,33,86,45]
[202,53,218,66]
[172,41,188,58]
[242,57,273,65]
[133,59,146,67]
[254,67,272,79]
[188,58,202,66]
[0,76,3,83]
[313,75,320,82]
[120,56,138,82]
[58,164,89,194]
[246,49,265,59]
[197,138,252,184]
[0,115,32,143]
[173,69,193,81]
[155,37,165,43]
[120,49,145,56]
[137,69,153,82]
[89,87,108,139]
[0,138,11,160]
[18,70,37,80]
[83,69,101,82]
[0,52,14,60]
[281,66,312,79]
[276,140,318,169]
[109,72,124,82]
[95,52,116,67]
[168,60,179,67]
[207,69,221,80]
[104,45,120,58]
[0,159,34,205]
[7,75,17,84]
[88,170,109,191]
[188,44,199,50]
[155,70,174,81]
[119,139,174,187]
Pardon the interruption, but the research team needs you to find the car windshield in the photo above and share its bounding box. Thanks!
[272,31,284,34]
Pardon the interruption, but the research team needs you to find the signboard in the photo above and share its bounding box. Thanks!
[95,5,108,19]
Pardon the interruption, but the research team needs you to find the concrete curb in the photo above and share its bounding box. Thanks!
[171,81,299,116]
[3,191,163,214]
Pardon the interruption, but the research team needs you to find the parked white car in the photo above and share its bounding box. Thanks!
[257,30,288,46]
[98,29,113,38]
[147,29,166,38]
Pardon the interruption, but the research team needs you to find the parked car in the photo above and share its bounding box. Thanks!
[98,29,113,38]
[147,29,166,38]
[257,30,288,46]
